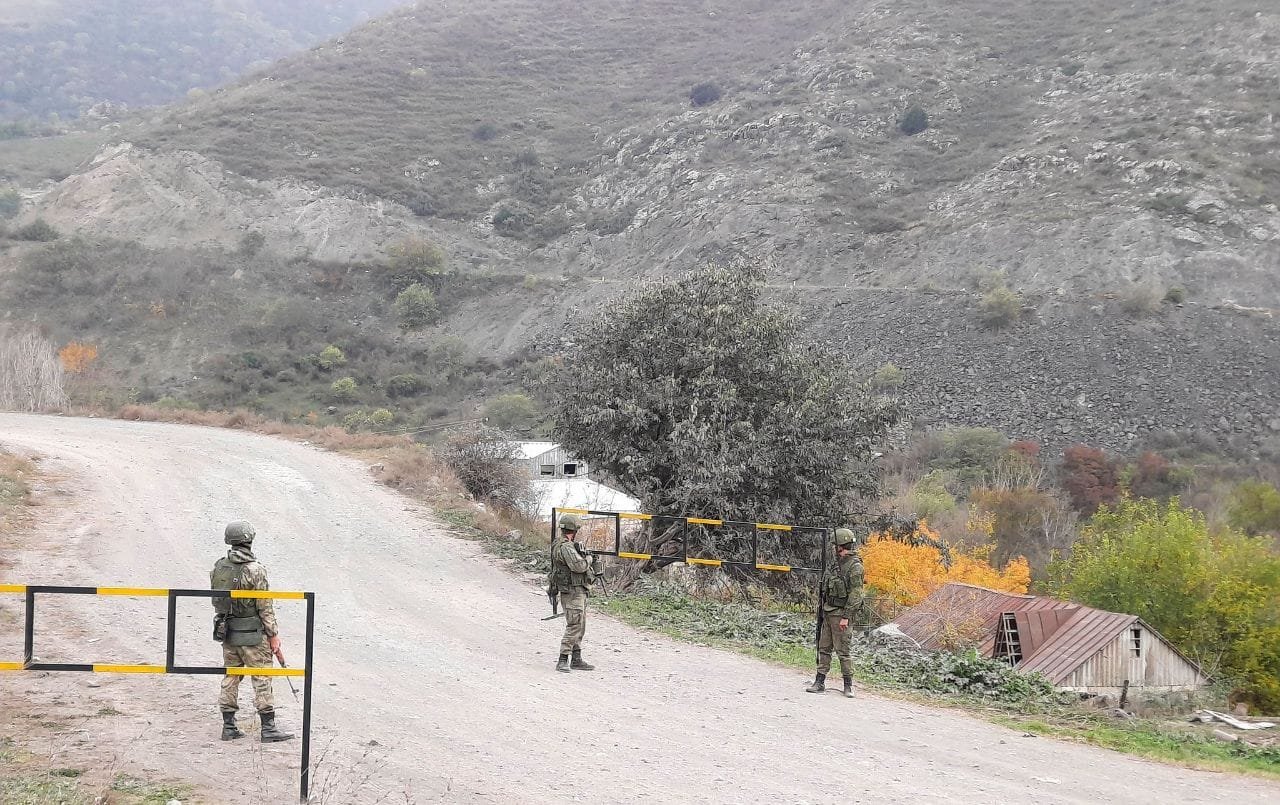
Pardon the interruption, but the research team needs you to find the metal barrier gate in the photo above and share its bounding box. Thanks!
[0,583,316,802]
[551,507,830,574]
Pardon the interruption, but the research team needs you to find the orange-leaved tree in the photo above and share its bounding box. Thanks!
[861,521,1030,607]
[58,341,99,375]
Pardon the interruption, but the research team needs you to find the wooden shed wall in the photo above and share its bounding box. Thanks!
[520,447,587,478]
[1060,626,1206,693]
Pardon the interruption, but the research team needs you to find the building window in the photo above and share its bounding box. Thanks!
[1131,627,1142,656]
[539,464,555,476]
[563,462,578,476]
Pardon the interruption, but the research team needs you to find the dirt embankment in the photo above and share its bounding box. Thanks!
[1,413,1277,803]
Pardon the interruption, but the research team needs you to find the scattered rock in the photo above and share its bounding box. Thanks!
[1212,728,1240,743]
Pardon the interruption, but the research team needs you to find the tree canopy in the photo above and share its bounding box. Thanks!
[1049,498,1280,711]
[538,262,899,547]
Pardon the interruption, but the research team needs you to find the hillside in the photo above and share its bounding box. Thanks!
[0,0,410,126]
[3,0,1279,455]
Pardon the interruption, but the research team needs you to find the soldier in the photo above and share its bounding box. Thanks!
[806,527,865,698]
[548,513,597,672]
[210,520,295,742]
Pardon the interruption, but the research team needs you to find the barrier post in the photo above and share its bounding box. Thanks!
[23,587,34,665]
[1,585,314,801]
[301,591,316,803]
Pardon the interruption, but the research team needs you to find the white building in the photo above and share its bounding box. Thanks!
[514,441,640,516]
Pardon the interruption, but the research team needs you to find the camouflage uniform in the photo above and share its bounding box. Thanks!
[212,521,293,742]
[816,552,863,678]
[214,547,278,714]
[549,514,596,671]
[808,528,864,697]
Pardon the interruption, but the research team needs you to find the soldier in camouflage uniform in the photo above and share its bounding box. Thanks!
[549,513,597,672]
[211,521,295,742]
[806,527,865,698]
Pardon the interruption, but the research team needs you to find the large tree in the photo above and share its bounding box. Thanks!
[537,262,899,567]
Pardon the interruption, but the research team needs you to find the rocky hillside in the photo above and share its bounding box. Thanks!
[0,0,410,125]
[5,0,1279,455]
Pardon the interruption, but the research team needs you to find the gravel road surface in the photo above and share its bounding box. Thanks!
[0,414,1275,803]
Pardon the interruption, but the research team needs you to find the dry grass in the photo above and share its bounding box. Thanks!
[0,449,35,544]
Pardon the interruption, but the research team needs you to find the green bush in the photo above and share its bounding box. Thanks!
[898,105,929,135]
[330,376,359,402]
[1227,480,1280,536]
[0,188,21,220]
[394,283,439,330]
[690,81,723,107]
[907,470,958,521]
[870,362,905,391]
[370,408,394,427]
[1163,286,1187,304]
[484,392,540,433]
[12,219,61,242]
[386,373,426,397]
[315,345,347,371]
[978,285,1022,329]
[387,237,446,287]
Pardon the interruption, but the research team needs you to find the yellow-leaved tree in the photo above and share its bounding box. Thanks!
[861,522,1030,608]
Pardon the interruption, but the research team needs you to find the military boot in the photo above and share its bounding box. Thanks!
[842,676,855,698]
[258,709,295,742]
[805,673,826,693]
[221,710,244,741]
[570,648,595,671]
[556,653,571,672]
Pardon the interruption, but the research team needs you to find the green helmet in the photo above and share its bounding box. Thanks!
[558,513,582,532]
[224,521,256,546]
[834,527,858,547]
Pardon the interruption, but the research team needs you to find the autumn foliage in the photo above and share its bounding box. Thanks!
[58,341,99,374]
[861,522,1031,607]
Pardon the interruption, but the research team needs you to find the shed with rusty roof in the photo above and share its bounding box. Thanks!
[891,583,1208,695]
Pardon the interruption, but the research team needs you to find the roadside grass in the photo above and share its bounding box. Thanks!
[993,715,1280,778]
[0,448,35,545]
[593,584,1280,781]
[0,738,193,805]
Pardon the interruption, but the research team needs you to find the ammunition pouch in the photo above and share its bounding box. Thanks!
[213,614,227,643]
[225,615,265,647]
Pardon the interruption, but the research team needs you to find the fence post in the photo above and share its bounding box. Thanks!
[300,592,316,802]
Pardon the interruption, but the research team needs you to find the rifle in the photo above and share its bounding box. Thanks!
[815,585,826,656]
[542,585,563,620]
[273,646,300,702]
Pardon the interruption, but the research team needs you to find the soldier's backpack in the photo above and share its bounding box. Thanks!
[210,557,243,615]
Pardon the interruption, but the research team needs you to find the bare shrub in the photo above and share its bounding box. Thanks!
[1118,283,1162,317]
[978,286,1022,329]
[0,328,68,411]
[441,425,532,510]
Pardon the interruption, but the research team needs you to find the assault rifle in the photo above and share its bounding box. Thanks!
[543,585,562,620]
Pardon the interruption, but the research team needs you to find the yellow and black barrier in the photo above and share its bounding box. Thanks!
[0,583,316,802]
[551,508,830,575]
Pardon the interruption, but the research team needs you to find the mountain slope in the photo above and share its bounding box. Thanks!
[0,0,410,125]
[8,0,1280,454]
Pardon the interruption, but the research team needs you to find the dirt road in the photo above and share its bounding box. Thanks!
[0,414,1275,804]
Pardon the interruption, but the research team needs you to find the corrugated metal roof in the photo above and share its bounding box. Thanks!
[893,582,1076,653]
[515,441,559,460]
[1017,608,1137,683]
[891,583,1202,685]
